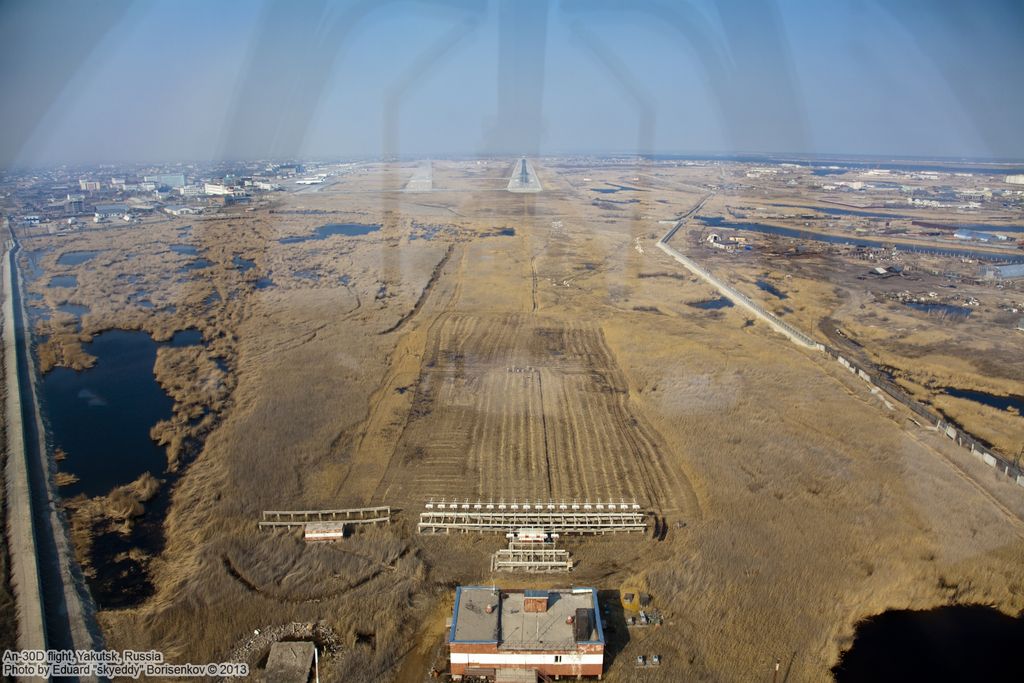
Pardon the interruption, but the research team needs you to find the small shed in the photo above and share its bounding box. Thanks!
[304,521,348,542]
[524,590,549,613]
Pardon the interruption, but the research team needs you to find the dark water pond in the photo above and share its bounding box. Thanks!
[232,255,255,272]
[690,297,734,310]
[942,387,1024,413]
[698,216,1024,263]
[756,279,788,299]
[41,330,174,498]
[592,183,645,194]
[168,328,203,346]
[169,244,198,255]
[255,276,274,289]
[57,250,100,266]
[278,223,380,244]
[904,302,972,318]
[178,258,212,272]
[48,275,77,288]
[27,305,49,322]
[42,328,202,496]
[833,605,1024,682]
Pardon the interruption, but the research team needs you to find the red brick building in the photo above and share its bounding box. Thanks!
[448,586,605,680]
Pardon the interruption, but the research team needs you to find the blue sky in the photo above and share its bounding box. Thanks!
[2,0,1022,166]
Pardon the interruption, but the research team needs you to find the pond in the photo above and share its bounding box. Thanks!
[41,329,175,498]
[904,302,971,318]
[592,183,645,194]
[48,275,78,288]
[169,244,198,256]
[690,297,734,310]
[833,605,1024,682]
[942,387,1024,414]
[278,223,380,244]
[56,250,101,266]
[178,258,212,272]
[755,279,788,299]
[232,255,255,272]
[168,328,203,347]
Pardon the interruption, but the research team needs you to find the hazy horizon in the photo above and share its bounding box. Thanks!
[3,0,1023,169]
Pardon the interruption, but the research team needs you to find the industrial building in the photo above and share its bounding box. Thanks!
[163,205,200,217]
[953,228,1005,242]
[1005,174,1024,185]
[448,586,604,681]
[980,262,1024,280]
[93,203,129,219]
[177,184,205,197]
[143,173,186,188]
[204,182,234,196]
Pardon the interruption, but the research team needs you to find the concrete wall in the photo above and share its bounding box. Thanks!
[3,239,47,652]
[656,238,824,351]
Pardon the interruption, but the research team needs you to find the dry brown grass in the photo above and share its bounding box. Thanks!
[17,161,1024,682]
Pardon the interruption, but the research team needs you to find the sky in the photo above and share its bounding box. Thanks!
[1,0,1023,167]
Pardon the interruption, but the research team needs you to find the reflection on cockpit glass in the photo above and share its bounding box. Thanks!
[1,1,1022,681]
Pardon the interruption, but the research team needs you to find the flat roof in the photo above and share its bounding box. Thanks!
[450,587,603,651]
[451,586,500,643]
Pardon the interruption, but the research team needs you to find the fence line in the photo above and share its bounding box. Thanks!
[659,220,1024,488]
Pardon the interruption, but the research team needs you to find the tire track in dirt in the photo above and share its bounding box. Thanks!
[372,311,701,516]
[379,244,453,336]
[537,369,559,498]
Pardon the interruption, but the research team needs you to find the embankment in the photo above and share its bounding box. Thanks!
[3,232,104,670]
[3,238,47,651]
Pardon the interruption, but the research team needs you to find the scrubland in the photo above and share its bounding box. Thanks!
[15,160,1024,681]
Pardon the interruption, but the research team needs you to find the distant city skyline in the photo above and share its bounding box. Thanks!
[2,0,1023,168]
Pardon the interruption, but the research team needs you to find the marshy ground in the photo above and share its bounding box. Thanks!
[7,159,1024,681]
